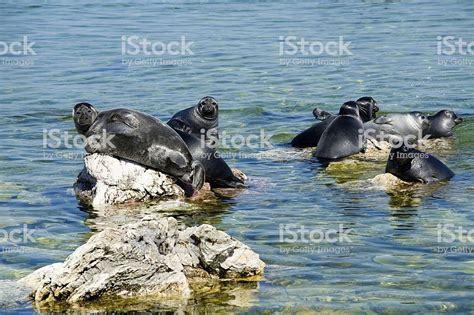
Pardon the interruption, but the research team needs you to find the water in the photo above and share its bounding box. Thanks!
[1,0,474,313]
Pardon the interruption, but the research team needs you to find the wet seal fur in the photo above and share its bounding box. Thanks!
[73,102,99,135]
[79,106,205,196]
[291,97,378,148]
[386,146,454,183]
[423,110,463,139]
[313,101,366,162]
[168,96,219,146]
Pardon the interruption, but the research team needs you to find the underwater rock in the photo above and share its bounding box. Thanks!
[19,216,265,306]
[73,154,186,206]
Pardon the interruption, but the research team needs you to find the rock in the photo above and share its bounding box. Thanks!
[74,154,185,206]
[19,216,265,306]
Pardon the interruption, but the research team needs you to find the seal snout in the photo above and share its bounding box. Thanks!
[454,117,463,124]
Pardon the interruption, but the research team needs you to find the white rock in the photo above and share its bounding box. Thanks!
[74,154,184,206]
[19,216,265,306]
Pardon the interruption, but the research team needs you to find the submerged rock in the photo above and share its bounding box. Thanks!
[19,216,265,306]
[74,154,186,206]
[0,280,32,310]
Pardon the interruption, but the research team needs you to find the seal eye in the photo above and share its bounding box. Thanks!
[212,101,217,106]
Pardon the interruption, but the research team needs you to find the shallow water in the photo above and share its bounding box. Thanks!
[1,0,474,313]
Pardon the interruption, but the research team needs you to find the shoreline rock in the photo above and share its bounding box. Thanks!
[19,216,265,307]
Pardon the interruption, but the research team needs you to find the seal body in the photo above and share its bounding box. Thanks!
[73,103,99,135]
[423,110,463,139]
[386,146,454,183]
[84,108,205,194]
[291,97,378,148]
[174,130,245,189]
[167,96,219,146]
[313,101,366,161]
[364,112,430,145]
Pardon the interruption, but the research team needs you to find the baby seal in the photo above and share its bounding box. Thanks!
[423,110,463,139]
[386,146,454,183]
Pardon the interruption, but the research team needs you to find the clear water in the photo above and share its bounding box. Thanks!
[1,0,474,313]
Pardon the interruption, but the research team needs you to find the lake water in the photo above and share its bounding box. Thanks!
[1,0,474,313]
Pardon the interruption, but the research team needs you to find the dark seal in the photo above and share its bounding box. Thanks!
[84,108,205,196]
[73,102,99,135]
[423,110,463,139]
[167,96,219,146]
[386,146,454,183]
[291,97,378,148]
[174,130,245,189]
[313,101,366,161]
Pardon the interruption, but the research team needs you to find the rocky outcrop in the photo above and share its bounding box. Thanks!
[73,154,185,206]
[19,216,265,306]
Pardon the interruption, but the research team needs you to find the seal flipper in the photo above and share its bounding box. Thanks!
[209,175,246,189]
[313,108,333,121]
[191,160,205,192]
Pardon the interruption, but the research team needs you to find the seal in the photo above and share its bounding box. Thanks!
[291,97,378,148]
[73,102,99,135]
[423,110,463,139]
[364,112,430,145]
[167,96,219,146]
[83,107,205,196]
[313,101,366,161]
[355,96,379,122]
[174,129,245,189]
[386,146,454,183]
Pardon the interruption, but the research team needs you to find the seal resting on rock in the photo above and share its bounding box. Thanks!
[83,107,205,196]
[167,96,219,146]
[313,101,366,161]
[174,130,245,189]
[291,97,378,148]
[364,111,430,145]
[385,145,454,183]
[423,110,463,139]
